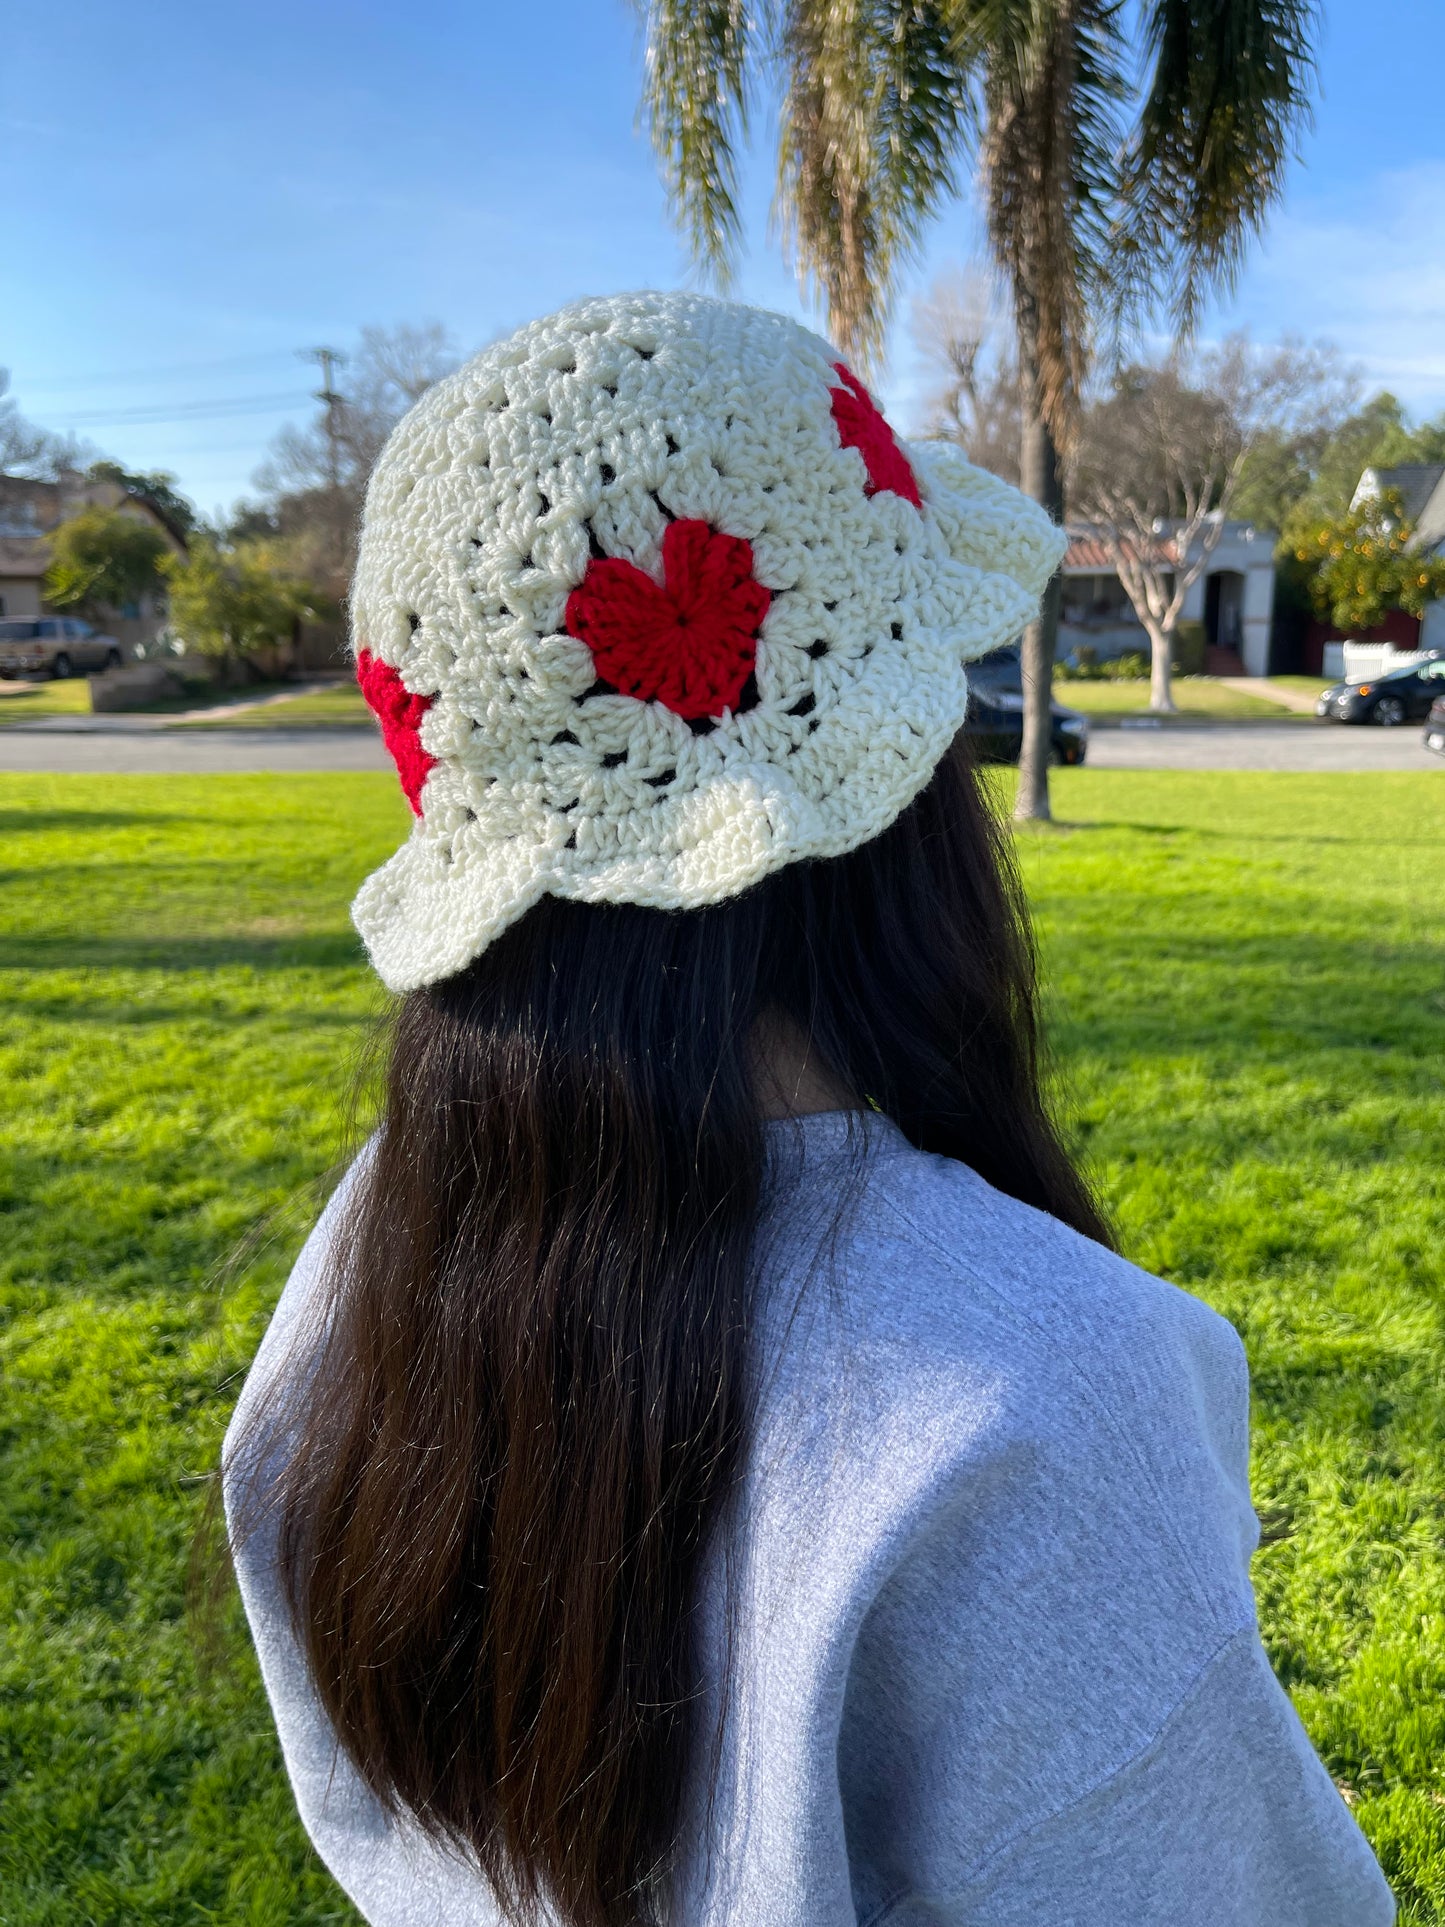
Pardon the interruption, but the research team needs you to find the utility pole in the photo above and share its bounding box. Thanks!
[301,346,351,587]
[302,346,348,494]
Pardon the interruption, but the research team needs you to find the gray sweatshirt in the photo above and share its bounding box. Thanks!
[225,1111,1394,1926]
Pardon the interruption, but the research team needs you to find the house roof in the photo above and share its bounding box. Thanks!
[0,473,185,584]
[1063,530,1177,572]
[1356,460,1445,527]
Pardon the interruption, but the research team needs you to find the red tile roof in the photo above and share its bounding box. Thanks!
[1063,530,1178,571]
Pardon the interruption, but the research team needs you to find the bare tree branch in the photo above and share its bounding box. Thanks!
[1068,334,1347,708]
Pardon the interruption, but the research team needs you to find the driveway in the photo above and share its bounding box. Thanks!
[0,718,1436,775]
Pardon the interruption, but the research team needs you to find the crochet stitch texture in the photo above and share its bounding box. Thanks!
[351,292,1064,992]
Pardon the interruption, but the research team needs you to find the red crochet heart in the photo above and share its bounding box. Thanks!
[564,518,770,722]
[829,363,921,508]
[356,648,436,814]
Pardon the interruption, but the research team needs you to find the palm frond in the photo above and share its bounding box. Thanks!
[1122,0,1319,332]
[638,0,759,283]
[776,0,969,370]
[955,0,1127,440]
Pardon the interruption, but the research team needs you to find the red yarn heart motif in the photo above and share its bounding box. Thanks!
[356,648,436,814]
[829,363,921,507]
[564,518,770,722]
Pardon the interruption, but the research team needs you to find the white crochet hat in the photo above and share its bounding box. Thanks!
[350,292,1063,992]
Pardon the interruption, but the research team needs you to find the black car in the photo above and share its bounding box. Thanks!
[1316,653,1445,725]
[1425,695,1445,760]
[964,647,1089,766]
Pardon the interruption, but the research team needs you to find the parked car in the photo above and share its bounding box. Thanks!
[0,617,123,679]
[964,647,1089,766]
[1315,653,1445,725]
[1425,695,1445,760]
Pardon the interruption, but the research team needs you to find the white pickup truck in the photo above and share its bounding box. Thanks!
[0,617,124,679]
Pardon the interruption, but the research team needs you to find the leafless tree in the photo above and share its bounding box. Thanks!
[250,323,462,585]
[910,267,1022,486]
[0,371,93,480]
[1068,336,1352,710]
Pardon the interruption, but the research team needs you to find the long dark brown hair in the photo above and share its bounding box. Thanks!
[226,738,1109,1927]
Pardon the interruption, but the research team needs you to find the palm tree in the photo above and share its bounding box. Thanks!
[633,0,1318,818]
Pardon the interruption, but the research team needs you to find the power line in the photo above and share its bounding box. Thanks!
[17,351,301,395]
[48,391,314,429]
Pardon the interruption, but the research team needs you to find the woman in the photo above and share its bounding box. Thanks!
[224,293,1393,1927]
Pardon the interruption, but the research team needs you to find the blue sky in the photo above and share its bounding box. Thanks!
[4,1,1443,517]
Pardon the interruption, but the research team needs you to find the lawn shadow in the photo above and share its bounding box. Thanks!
[9,993,370,1029]
[1039,818,1445,849]
[0,808,186,834]
[1041,926,1445,1102]
[0,930,370,973]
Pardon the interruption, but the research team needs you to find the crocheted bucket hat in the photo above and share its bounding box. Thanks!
[351,292,1063,992]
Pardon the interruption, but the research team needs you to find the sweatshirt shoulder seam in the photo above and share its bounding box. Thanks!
[861,1625,1256,1927]
[873,1183,1234,1637]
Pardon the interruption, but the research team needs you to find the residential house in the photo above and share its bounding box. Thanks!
[1349,463,1445,652]
[1058,517,1278,675]
[0,472,186,651]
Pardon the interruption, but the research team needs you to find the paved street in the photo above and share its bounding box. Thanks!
[0,718,1437,775]
[0,726,392,774]
[1085,720,1440,771]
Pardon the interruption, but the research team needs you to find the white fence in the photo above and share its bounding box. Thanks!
[1322,641,1433,683]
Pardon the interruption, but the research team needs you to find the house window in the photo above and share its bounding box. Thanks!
[1061,573,1136,626]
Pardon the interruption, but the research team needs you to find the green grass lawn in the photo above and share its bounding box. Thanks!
[1,771,1441,1923]
[0,676,366,730]
[1054,675,1306,720]
[170,681,369,728]
[0,678,332,728]
[0,678,95,723]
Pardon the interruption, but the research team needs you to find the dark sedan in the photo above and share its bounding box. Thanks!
[1425,695,1445,760]
[1316,653,1445,725]
[964,650,1089,766]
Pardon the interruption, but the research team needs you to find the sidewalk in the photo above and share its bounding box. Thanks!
[0,681,335,733]
[1216,677,1321,715]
